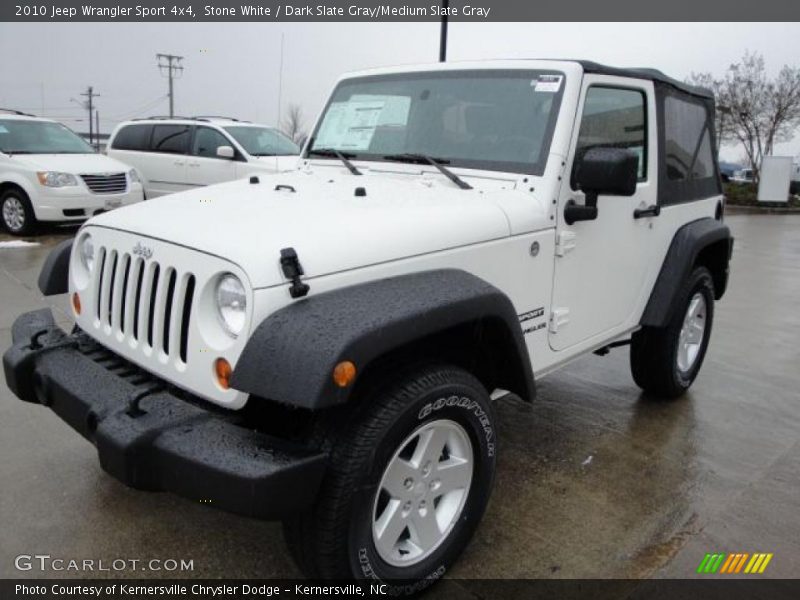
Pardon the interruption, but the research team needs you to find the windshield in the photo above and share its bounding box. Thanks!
[224,126,300,156]
[307,69,565,175]
[0,119,95,154]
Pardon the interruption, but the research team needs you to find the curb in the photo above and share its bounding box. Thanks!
[726,205,800,215]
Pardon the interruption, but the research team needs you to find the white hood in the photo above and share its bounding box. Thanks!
[88,170,546,289]
[13,153,132,174]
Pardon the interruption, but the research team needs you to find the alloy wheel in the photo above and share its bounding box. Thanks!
[372,418,473,567]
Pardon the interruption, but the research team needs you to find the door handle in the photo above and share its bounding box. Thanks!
[633,205,661,219]
[174,160,185,166]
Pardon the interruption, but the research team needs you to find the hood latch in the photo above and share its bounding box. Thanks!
[280,247,310,299]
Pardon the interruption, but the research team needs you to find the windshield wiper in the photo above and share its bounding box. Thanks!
[382,153,472,190]
[307,148,362,176]
[250,152,277,157]
[1,149,33,155]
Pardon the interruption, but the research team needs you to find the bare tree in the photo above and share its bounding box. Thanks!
[686,71,733,153]
[281,103,307,146]
[689,52,800,182]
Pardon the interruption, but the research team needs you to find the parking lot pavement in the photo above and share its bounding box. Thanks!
[1,215,798,590]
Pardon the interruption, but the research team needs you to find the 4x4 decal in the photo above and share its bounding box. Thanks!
[519,307,546,334]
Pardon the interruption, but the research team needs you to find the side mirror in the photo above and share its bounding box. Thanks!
[565,147,639,225]
[216,145,235,159]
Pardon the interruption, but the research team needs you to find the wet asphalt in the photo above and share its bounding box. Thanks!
[0,214,798,593]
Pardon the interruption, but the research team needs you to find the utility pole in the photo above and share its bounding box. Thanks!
[156,53,184,117]
[439,0,449,62]
[80,86,99,147]
[276,33,284,127]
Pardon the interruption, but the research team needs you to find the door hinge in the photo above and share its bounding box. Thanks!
[555,231,577,257]
[549,307,570,333]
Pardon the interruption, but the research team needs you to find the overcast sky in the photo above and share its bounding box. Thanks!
[1,22,799,162]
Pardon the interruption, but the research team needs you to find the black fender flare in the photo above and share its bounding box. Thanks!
[230,269,535,409]
[38,238,73,296]
[640,218,733,328]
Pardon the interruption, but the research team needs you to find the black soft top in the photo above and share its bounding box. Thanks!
[575,60,714,100]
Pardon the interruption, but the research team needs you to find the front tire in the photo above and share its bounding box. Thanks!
[630,266,715,398]
[283,364,496,593]
[1,188,37,235]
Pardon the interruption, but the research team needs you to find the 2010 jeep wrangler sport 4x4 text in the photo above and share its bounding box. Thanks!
[4,60,732,590]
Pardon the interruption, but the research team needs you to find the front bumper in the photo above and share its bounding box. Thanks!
[33,184,144,221]
[2,309,327,520]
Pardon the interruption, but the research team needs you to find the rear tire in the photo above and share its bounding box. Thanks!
[630,266,715,398]
[1,187,37,235]
[283,363,496,593]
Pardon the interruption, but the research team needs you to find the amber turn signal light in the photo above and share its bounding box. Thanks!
[71,292,81,315]
[214,358,232,390]
[333,360,357,388]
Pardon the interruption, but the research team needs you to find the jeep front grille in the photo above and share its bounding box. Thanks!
[80,173,128,194]
[94,246,196,364]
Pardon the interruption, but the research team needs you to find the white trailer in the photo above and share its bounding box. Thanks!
[757,156,793,203]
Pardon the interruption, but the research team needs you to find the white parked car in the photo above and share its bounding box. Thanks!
[5,60,733,592]
[0,111,144,235]
[107,117,301,198]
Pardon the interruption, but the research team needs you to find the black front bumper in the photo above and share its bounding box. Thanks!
[3,309,327,520]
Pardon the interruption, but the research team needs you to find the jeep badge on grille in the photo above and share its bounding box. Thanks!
[133,242,153,259]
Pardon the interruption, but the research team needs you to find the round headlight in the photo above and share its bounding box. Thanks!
[79,234,95,273]
[128,169,141,184]
[216,274,246,337]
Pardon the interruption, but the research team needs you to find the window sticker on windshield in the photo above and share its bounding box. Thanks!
[533,75,563,93]
[0,125,8,134]
[316,96,410,152]
[352,94,411,127]
[315,100,385,151]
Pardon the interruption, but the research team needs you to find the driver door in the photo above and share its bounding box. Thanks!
[549,76,659,352]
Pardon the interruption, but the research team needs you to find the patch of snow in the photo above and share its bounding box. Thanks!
[0,240,40,249]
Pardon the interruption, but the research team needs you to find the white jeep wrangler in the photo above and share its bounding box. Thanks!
[4,60,732,590]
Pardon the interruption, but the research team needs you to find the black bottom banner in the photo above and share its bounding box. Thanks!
[3,579,800,600]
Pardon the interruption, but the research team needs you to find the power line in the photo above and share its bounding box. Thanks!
[107,94,168,120]
[12,105,84,111]
[14,93,165,119]
[156,53,184,117]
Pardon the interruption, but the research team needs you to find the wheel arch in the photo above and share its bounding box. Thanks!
[351,313,533,405]
[694,237,731,300]
[38,238,74,295]
[0,176,35,202]
[0,177,38,232]
[230,269,535,410]
[640,217,733,328]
